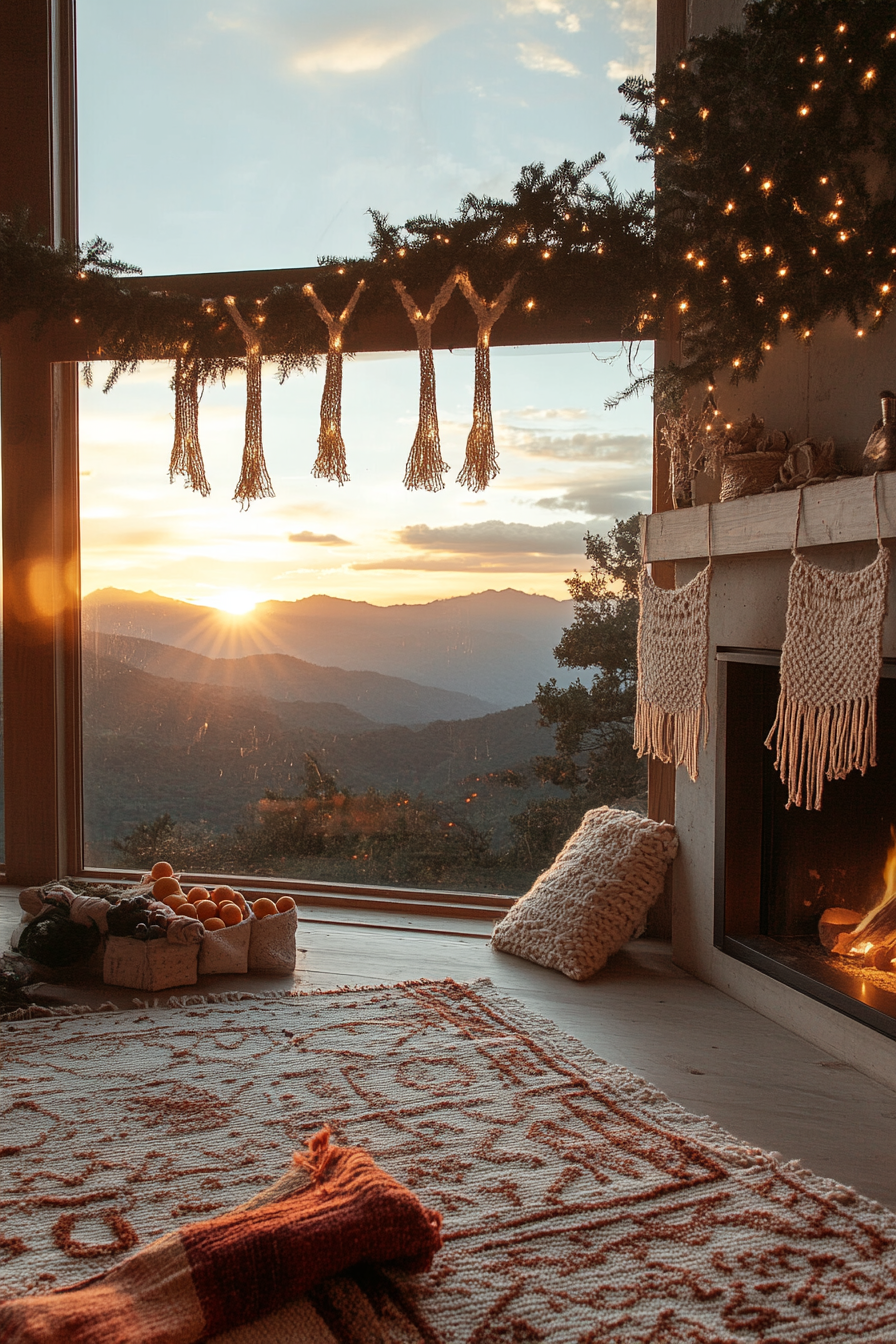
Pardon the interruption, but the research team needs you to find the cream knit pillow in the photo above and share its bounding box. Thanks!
[491,806,678,981]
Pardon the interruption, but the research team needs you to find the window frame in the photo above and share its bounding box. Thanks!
[0,0,680,892]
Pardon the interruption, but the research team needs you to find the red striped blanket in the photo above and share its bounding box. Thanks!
[0,1128,442,1344]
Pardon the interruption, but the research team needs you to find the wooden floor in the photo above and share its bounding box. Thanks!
[4,889,896,1211]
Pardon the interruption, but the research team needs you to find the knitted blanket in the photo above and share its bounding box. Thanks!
[0,1128,442,1344]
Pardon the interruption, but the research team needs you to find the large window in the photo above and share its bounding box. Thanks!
[79,343,651,891]
[1,2,658,892]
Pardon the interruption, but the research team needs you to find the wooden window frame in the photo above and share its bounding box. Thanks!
[0,0,680,890]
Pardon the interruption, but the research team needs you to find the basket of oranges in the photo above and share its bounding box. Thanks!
[148,863,298,976]
[247,895,299,973]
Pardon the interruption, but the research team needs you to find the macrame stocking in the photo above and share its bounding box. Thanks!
[169,355,210,496]
[392,270,458,491]
[223,296,273,508]
[303,279,366,485]
[455,271,519,491]
[634,508,713,781]
[765,477,890,809]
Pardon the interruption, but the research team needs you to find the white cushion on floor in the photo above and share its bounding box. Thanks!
[491,806,678,981]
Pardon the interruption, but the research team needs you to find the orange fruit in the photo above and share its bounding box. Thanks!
[177,903,198,920]
[276,896,296,913]
[151,861,174,880]
[212,886,236,904]
[231,891,248,908]
[252,898,278,920]
[219,904,243,926]
[163,893,186,911]
[187,886,210,903]
[195,900,218,922]
[153,876,182,899]
[203,916,226,931]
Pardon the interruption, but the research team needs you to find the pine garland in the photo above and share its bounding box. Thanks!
[621,0,896,401]
[0,158,656,393]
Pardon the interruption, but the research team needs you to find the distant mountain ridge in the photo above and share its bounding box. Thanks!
[82,587,575,708]
[82,654,555,845]
[84,631,497,727]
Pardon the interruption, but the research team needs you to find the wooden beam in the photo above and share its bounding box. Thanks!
[644,475,896,563]
[37,267,628,364]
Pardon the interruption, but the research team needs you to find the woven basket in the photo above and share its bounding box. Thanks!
[719,451,786,502]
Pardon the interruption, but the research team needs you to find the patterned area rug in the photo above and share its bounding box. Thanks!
[2,977,896,1343]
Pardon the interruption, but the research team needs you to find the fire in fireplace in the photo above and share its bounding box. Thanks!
[718,651,896,1039]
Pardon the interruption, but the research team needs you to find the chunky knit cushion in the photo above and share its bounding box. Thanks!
[491,807,679,981]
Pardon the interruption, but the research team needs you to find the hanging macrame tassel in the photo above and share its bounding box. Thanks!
[169,355,210,496]
[392,270,458,491]
[223,295,273,508]
[303,279,366,485]
[454,271,519,492]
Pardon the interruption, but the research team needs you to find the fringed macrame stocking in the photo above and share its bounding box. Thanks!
[765,477,890,809]
[223,295,273,508]
[455,271,519,491]
[169,355,210,496]
[392,270,458,491]
[303,279,366,485]
[634,509,713,781]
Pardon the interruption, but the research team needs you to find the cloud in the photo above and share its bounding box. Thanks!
[502,430,653,462]
[289,530,352,546]
[292,22,442,73]
[505,0,582,29]
[535,473,651,516]
[602,0,654,79]
[503,405,591,421]
[349,518,595,573]
[517,41,580,76]
[351,555,584,573]
[398,519,590,554]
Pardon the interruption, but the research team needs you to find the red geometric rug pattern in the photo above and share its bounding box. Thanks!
[1,978,895,1342]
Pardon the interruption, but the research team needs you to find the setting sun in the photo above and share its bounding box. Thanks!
[207,589,258,616]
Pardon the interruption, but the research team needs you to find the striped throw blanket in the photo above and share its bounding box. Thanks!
[0,1128,442,1344]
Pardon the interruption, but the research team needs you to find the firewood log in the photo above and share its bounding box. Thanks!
[818,907,862,952]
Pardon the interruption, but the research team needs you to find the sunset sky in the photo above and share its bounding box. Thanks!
[76,0,656,611]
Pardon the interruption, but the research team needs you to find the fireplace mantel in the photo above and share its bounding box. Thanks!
[643,473,896,563]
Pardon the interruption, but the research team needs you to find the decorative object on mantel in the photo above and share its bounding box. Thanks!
[765,477,890,810]
[491,806,678,980]
[656,405,707,508]
[769,435,841,491]
[863,390,896,474]
[703,413,788,502]
[634,512,712,779]
[302,279,366,487]
[392,270,458,491]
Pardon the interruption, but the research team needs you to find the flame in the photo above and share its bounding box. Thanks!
[844,826,896,957]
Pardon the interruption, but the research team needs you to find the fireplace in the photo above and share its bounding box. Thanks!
[719,652,896,1039]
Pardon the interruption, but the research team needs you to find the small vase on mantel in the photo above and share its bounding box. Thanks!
[862,390,896,473]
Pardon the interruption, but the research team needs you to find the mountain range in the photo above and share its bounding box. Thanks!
[82,649,556,848]
[83,632,495,727]
[82,587,575,709]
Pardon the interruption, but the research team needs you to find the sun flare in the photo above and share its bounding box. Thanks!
[208,589,258,616]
